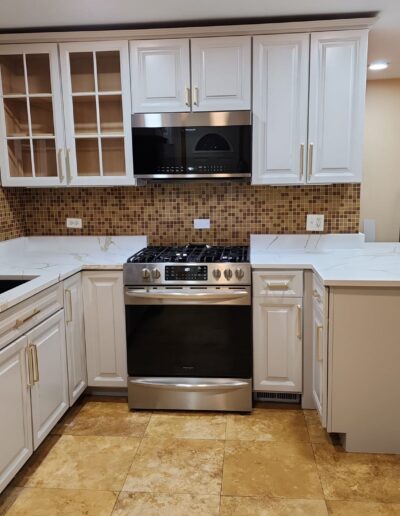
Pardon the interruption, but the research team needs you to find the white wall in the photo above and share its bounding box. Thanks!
[360,79,400,242]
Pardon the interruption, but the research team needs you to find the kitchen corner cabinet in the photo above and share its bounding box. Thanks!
[0,336,33,493]
[0,43,66,187]
[252,29,368,185]
[27,310,69,449]
[59,41,134,186]
[130,36,251,113]
[253,271,303,393]
[82,271,127,387]
[64,273,87,405]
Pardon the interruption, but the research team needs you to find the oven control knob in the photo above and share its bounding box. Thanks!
[224,269,233,280]
[235,268,245,280]
[151,268,161,279]
[212,269,221,280]
[142,268,151,280]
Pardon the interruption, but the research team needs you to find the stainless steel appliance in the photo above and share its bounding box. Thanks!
[131,111,251,181]
[123,245,252,412]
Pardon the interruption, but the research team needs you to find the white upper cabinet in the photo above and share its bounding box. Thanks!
[59,40,134,186]
[308,30,368,183]
[190,36,251,111]
[130,36,251,113]
[0,43,66,187]
[130,39,190,113]
[252,34,309,185]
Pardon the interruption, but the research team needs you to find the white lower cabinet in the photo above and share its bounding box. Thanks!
[83,271,127,387]
[27,310,69,449]
[253,297,303,393]
[64,274,87,405]
[0,336,33,492]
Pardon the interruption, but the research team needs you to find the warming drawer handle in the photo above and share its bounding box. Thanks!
[126,289,249,301]
[131,379,249,391]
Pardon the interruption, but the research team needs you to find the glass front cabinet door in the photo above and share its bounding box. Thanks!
[59,41,134,186]
[0,43,66,186]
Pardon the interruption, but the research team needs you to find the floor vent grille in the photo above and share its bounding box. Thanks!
[254,392,301,403]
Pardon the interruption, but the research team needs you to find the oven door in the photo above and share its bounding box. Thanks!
[124,286,252,379]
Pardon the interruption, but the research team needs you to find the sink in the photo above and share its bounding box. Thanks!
[0,279,31,295]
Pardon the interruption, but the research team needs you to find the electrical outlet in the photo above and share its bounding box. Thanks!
[66,218,82,229]
[306,214,324,232]
[193,219,210,229]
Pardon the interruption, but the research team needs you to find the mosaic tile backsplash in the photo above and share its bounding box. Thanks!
[0,182,360,245]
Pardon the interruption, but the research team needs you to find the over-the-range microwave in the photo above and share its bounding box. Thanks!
[131,111,251,182]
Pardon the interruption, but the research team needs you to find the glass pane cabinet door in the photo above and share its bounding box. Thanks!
[60,41,134,185]
[0,44,66,186]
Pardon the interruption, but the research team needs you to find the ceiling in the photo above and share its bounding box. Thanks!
[0,0,399,79]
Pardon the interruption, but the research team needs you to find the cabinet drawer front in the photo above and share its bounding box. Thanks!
[253,271,303,297]
[0,284,63,351]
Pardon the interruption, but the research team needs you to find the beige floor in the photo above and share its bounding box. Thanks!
[1,397,400,515]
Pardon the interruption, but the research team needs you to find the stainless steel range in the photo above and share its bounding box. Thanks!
[123,245,252,412]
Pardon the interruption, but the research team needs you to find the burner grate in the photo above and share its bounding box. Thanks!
[127,245,249,263]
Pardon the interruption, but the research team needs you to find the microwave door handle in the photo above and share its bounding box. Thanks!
[125,289,248,301]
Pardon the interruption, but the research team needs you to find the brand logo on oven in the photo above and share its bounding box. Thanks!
[182,366,195,370]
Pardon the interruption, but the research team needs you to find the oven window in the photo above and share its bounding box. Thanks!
[132,125,251,176]
[126,305,252,378]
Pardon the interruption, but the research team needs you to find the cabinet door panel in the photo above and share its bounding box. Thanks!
[191,36,251,111]
[60,40,134,186]
[0,43,66,187]
[130,39,190,113]
[253,297,303,392]
[252,34,309,185]
[0,336,32,493]
[83,272,127,387]
[308,30,368,183]
[64,274,87,406]
[28,310,69,449]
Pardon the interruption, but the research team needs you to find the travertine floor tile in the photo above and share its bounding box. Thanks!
[53,401,151,437]
[313,443,400,503]
[226,408,309,442]
[303,410,332,444]
[145,412,226,439]
[113,492,220,516]
[123,437,224,495]
[220,496,329,515]
[222,440,324,499]
[326,500,400,515]
[0,487,22,516]
[5,487,117,516]
[16,435,140,491]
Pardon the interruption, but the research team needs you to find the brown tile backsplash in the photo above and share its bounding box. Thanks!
[0,187,27,242]
[15,183,360,245]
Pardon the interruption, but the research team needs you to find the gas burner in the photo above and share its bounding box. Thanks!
[127,245,249,264]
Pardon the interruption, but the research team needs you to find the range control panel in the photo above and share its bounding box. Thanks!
[165,265,208,282]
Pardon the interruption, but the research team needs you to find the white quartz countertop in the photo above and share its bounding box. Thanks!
[251,234,400,287]
[0,236,147,313]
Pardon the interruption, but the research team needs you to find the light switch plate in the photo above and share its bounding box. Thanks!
[66,218,82,229]
[194,218,210,229]
[306,214,324,232]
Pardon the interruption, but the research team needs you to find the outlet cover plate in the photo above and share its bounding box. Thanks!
[193,218,210,229]
[306,214,324,232]
[66,218,82,229]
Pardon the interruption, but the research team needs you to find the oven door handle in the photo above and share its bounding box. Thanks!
[130,378,250,391]
[125,288,249,301]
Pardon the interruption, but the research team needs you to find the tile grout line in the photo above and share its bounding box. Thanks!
[218,417,228,516]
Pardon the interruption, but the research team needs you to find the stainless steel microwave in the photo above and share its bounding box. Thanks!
[131,111,251,181]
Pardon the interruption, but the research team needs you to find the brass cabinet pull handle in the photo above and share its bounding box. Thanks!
[313,289,322,301]
[31,344,39,383]
[57,148,65,183]
[300,144,305,179]
[317,325,323,362]
[26,346,34,387]
[66,148,72,184]
[266,281,290,291]
[65,289,73,323]
[15,308,40,329]
[308,143,314,179]
[185,87,190,107]
[296,304,302,339]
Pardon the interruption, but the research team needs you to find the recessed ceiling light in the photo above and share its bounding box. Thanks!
[368,61,390,71]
